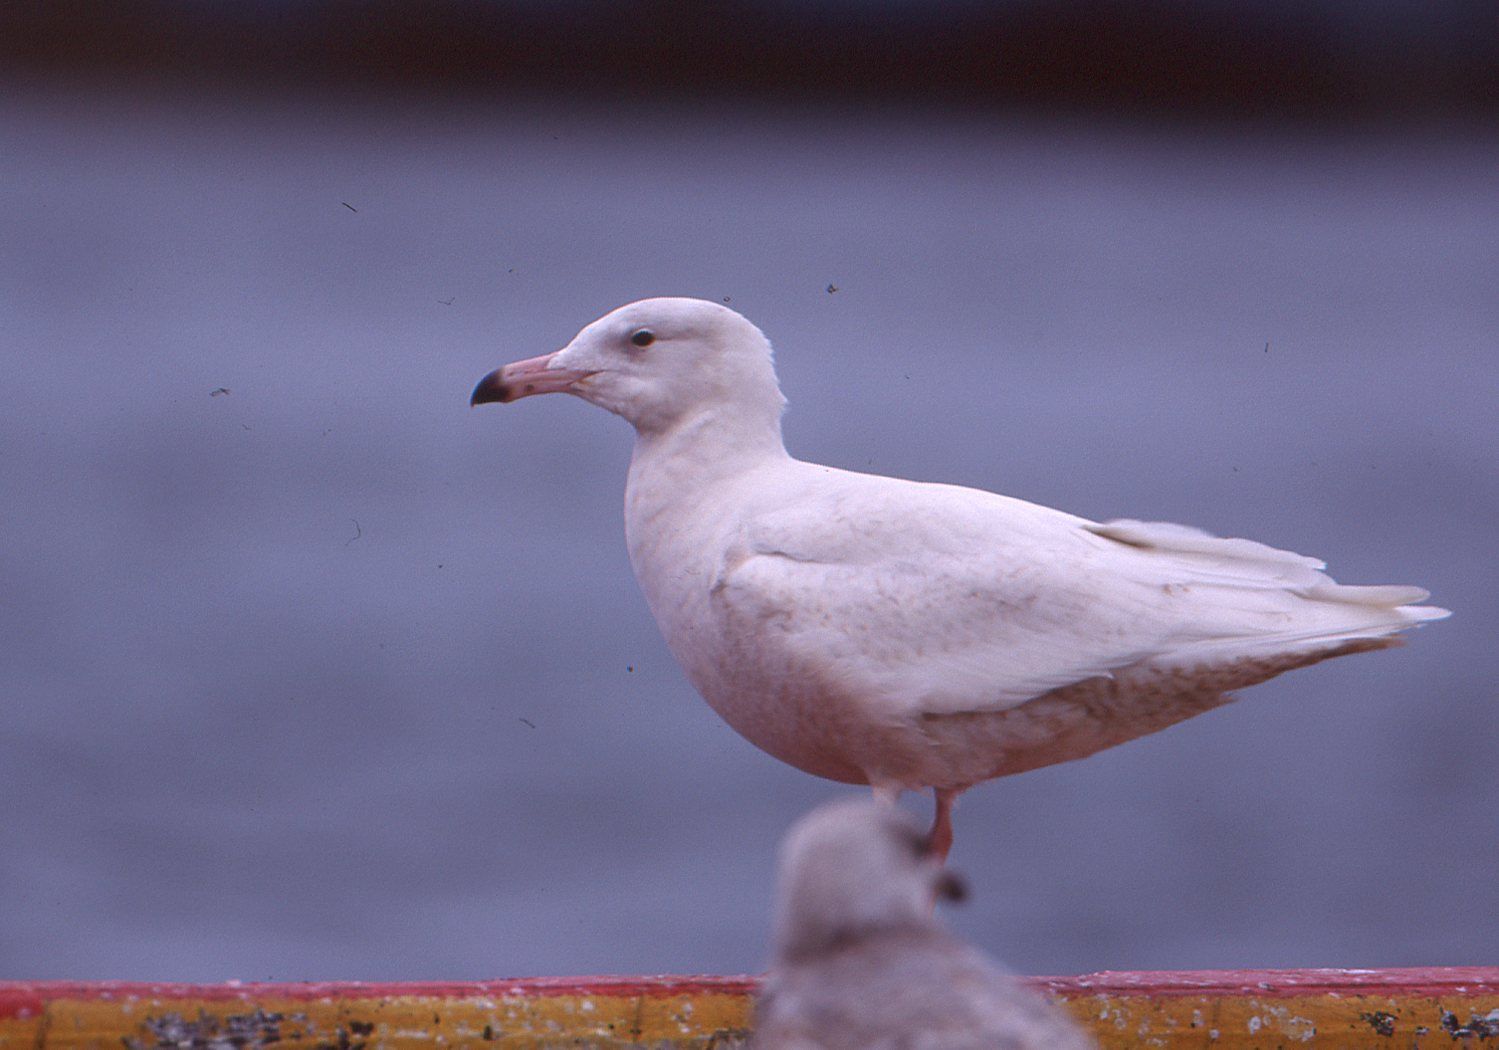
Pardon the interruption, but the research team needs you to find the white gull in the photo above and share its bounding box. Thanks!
[471,297,1447,858]
[751,798,1095,1050]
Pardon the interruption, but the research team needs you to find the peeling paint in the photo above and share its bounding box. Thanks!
[1286,1014,1318,1042]
[1442,1007,1499,1038]
[123,1008,318,1050]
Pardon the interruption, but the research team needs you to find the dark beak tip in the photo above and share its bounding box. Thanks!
[936,870,968,905]
[470,370,511,407]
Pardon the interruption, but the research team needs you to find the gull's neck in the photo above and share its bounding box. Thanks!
[624,403,792,570]
[629,402,791,491]
[775,914,940,967]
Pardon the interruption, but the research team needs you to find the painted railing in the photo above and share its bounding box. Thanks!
[3,968,1497,1048]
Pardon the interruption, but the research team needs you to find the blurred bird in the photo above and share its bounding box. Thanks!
[471,298,1446,859]
[751,798,1095,1050]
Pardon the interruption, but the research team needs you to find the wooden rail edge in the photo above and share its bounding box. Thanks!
[3,968,1497,1048]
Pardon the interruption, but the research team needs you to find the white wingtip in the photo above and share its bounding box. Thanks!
[1400,603,1451,624]
[1087,519,1328,574]
[1303,582,1426,606]
[1087,517,1449,648]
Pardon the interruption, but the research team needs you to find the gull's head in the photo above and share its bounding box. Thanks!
[772,799,967,963]
[471,298,786,434]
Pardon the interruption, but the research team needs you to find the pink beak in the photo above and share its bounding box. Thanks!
[470,351,593,406]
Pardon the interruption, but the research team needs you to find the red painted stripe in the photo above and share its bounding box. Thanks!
[2,968,1497,1021]
[1037,967,1499,998]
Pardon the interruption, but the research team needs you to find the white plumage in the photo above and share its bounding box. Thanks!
[472,297,1447,855]
[752,799,1096,1050]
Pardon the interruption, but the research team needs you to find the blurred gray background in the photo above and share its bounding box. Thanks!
[2,0,1496,982]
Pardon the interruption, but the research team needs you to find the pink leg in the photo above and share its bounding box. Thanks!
[927,788,959,862]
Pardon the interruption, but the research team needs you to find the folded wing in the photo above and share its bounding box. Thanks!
[710,469,1446,721]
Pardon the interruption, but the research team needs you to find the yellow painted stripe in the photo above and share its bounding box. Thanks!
[3,969,1496,1048]
[1056,988,1499,1046]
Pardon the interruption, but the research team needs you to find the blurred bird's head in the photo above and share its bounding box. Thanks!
[772,798,967,962]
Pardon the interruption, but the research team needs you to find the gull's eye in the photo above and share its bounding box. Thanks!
[630,328,656,348]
